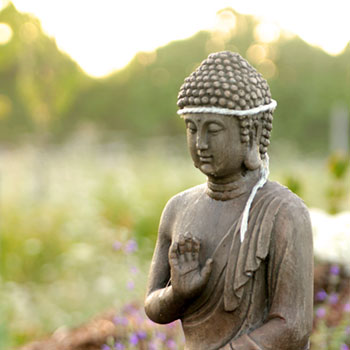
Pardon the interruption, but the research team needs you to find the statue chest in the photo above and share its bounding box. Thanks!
[171,196,244,263]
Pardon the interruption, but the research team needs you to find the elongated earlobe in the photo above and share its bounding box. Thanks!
[244,141,262,170]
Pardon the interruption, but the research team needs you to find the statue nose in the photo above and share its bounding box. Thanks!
[196,134,209,151]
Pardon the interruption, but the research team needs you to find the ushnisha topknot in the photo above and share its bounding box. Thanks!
[177,51,275,112]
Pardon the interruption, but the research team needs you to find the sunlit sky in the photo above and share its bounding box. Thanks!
[2,0,350,77]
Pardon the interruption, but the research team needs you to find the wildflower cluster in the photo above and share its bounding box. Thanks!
[113,239,138,254]
[312,262,350,349]
[101,303,183,350]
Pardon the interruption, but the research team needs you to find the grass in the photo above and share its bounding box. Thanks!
[0,136,349,349]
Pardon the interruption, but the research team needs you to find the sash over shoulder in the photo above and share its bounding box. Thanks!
[224,183,288,312]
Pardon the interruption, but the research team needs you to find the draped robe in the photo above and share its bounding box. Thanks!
[179,181,313,350]
[146,180,313,350]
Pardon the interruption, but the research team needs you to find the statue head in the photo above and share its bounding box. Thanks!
[177,51,276,176]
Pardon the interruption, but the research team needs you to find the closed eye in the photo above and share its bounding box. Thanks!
[186,121,197,134]
[208,123,224,134]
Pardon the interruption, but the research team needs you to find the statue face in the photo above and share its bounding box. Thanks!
[184,113,246,178]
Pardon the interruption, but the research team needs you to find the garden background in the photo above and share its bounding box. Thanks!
[0,2,349,350]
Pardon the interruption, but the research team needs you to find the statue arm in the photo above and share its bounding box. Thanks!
[144,197,186,324]
[226,200,314,350]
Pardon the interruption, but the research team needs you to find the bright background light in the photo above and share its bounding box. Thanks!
[4,0,350,77]
[0,21,12,44]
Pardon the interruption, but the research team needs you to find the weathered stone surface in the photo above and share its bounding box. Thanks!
[145,51,314,350]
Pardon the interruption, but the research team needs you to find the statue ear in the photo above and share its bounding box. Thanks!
[244,125,262,170]
[244,145,261,170]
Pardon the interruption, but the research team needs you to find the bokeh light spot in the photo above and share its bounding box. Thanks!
[0,22,13,45]
[254,21,280,43]
[215,9,237,35]
[0,0,10,10]
[246,44,268,64]
[321,40,348,56]
[257,59,278,79]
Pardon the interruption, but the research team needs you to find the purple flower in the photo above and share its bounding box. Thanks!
[124,239,138,253]
[129,333,139,345]
[113,241,123,251]
[135,313,144,324]
[148,341,157,350]
[101,345,110,350]
[123,303,138,314]
[316,307,326,318]
[166,339,177,349]
[329,293,339,305]
[130,266,139,275]
[114,343,125,350]
[344,303,350,312]
[316,289,327,301]
[340,344,349,350]
[136,330,147,340]
[127,280,135,290]
[156,331,166,341]
[330,264,340,276]
[113,316,128,326]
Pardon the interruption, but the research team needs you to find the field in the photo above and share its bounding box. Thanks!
[0,136,349,349]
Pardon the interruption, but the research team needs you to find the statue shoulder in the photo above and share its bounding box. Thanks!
[264,181,307,210]
[164,183,207,212]
[266,181,312,238]
[158,184,206,234]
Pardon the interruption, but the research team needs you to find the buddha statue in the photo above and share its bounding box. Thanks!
[145,51,313,350]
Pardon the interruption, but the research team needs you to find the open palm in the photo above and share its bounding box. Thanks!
[169,232,213,300]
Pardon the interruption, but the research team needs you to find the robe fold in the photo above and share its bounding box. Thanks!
[181,181,313,350]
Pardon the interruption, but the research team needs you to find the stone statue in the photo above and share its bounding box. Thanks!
[145,51,313,350]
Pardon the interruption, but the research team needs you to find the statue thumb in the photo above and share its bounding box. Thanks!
[202,258,213,280]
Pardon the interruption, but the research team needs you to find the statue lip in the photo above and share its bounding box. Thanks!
[199,155,212,163]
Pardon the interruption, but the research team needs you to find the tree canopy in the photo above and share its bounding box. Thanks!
[0,4,349,153]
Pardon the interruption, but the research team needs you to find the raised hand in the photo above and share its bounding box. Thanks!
[169,232,213,300]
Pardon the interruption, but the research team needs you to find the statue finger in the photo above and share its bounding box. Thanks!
[178,251,186,265]
[192,236,200,253]
[189,236,199,261]
[184,233,196,261]
[190,236,199,261]
[184,231,192,240]
[184,251,193,262]
[178,234,186,255]
[184,233,193,253]
[169,242,179,266]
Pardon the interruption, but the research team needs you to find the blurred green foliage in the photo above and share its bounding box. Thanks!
[0,4,349,348]
[0,4,349,153]
[282,175,303,197]
[0,141,348,348]
[0,3,91,142]
[328,152,350,179]
[326,152,350,214]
